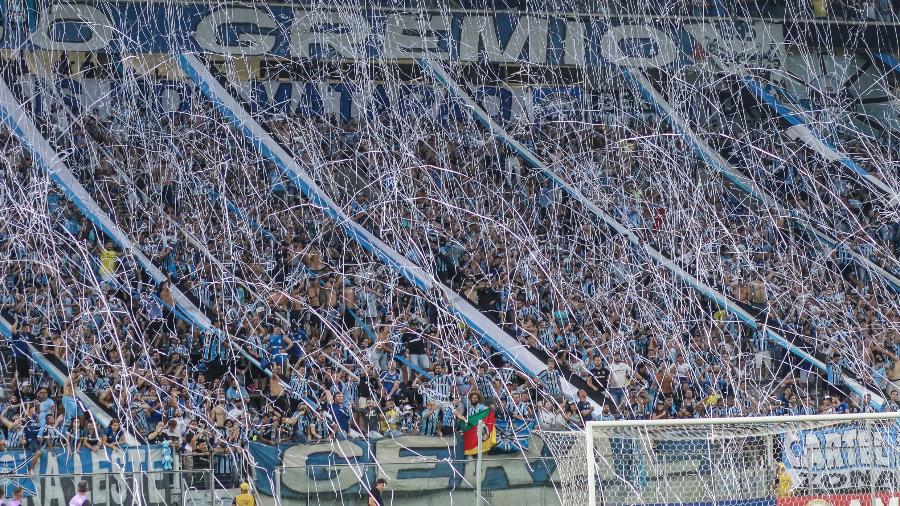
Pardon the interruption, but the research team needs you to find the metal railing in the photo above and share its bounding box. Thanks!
[0,469,218,506]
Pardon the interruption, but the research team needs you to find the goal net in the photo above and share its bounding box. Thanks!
[540,413,900,506]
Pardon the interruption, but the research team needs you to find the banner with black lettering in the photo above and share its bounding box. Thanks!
[782,422,900,494]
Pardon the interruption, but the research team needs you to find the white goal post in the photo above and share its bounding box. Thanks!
[540,413,900,506]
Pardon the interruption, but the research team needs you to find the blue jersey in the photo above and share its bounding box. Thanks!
[131,402,149,432]
[202,331,222,362]
[295,412,311,434]
[420,409,440,436]
[288,374,311,401]
[400,413,419,434]
[475,375,494,398]
[429,374,454,402]
[94,376,111,393]
[313,414,330,438]
[37,398,55,428]
[105,427,124,444]
[272,351,290,367]
[22,417,44,442]
[441,406,456,428]
[329,402,351,432]
[338,381,358,403]
[827,361,843,386]
[269,334,285,356]
[380,370,401,394]
[287,338,304,358]
[752,329,769,352]
[538,369,562,395]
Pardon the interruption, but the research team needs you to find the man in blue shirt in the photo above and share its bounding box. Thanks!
[268,325,293,366]
[10,319,32,386]
[379,362,402,400]
[103,418,125,450]
[35,388,55,429]
[17,403,45,473]
[575,390,593,422]
[326,392,352,440]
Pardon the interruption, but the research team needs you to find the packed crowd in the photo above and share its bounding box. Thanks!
[1,74,571,472]
[0,56,899,487]
[260,66,899,418]
[649,74,900,395]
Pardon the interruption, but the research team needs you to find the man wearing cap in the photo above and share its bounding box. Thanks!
[233,483,254,506]
[774,463,792,498]
[69,481,92,506]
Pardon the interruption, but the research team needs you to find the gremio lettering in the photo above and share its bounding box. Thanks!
[30,4,113,51]
[195,7,278,55]
[280,440,366,493]
[6,3,787,68]
[251,437,560,496]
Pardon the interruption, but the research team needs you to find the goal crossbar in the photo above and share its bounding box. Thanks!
[585,411,900,429]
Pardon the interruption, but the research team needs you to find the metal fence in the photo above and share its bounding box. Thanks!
[2,448,560,505]
[0,469,220,506]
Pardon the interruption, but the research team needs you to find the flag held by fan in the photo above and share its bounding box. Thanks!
[461,407,497,456]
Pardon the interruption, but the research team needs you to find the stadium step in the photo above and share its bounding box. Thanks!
[417,58,888,411]
[176,53,608,409]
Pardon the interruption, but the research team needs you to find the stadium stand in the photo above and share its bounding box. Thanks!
[0,0,899,503]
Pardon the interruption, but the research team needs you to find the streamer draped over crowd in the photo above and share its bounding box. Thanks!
[0,0,898,492]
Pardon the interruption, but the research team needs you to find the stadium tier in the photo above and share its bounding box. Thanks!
[0,1,899,505]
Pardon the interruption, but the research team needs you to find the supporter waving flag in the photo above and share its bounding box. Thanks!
[461,407,496,456]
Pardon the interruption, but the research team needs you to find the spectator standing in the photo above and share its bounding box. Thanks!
[576,390,594,422]
[402,326,430,373]
[3,403,47,473]
[537,360,563,401]
[325,392,353,439]
[357,399,383,438]
[68,481,92,506]
[608,354,633,405]
[379,362,401,400]
[10,319,32,388]
[35,388,55,430]
[586,356,609,395]
[97,241,118,282]
[420,400,441,436]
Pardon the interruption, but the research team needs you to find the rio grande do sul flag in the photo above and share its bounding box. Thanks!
[462,408,497,456]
